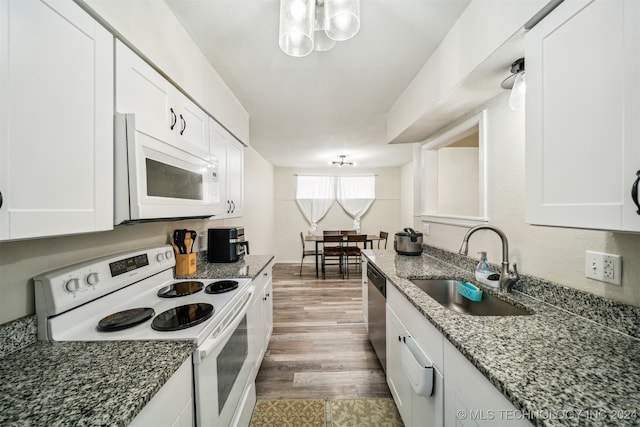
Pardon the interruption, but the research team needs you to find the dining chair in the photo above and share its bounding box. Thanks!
[344,234,367,278]
[340,230,357,236]
[321,234,344,279]
[378,231,389,249]
[299,232,322,277]
[323,230,341,236]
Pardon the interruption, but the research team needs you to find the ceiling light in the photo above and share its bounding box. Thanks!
[501,58,526,111]
[329,155,357,167]
[279,0,360,57]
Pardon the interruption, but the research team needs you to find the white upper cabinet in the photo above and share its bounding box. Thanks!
[0,0,113,241]
[525,0,640,231]
[116,41,209,160]
[210,118,244,218]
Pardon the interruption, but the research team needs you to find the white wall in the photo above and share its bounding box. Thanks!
[274,167,402,263]
[418,93,640,308]
[400,162,415,228]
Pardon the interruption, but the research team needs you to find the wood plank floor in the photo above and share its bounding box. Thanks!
[255,263,391,399]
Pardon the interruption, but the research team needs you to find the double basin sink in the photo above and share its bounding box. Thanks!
[410,279,531,316]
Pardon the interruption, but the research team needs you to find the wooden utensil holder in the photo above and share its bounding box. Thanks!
[175,253,197,275]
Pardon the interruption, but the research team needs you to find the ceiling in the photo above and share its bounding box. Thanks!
[165,0,472,168]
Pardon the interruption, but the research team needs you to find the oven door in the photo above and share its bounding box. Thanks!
[193,288,255,427]
[115,113,222,223]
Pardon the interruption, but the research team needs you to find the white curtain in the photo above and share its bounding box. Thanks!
[336,176,375,232]
[295,175,335,235]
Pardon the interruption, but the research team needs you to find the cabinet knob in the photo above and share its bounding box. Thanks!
[170,108,177,130]
[632,170,640,215]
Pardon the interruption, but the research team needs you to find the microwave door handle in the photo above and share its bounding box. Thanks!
[244,241,249,255]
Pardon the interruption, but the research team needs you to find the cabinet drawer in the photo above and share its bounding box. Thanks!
[387,284,443,369]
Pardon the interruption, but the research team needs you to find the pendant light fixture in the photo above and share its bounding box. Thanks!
[501,58,526,110]
[313,0,336,52]
[279,0,315,57]
[325,0,360,41]
[279,0,360,57]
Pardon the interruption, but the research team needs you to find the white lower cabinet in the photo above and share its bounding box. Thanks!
[362,256,368,329]
[129,358,193,427]
[443,340,530,427]
[248,261,274,379]
[387,285,444,427]
[386,283,530,427]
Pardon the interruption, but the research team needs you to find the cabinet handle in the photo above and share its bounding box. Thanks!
[231,200,235,213]
[632,171,640,215]
[170,108,177,130]
[227,201,232,214]
[0,190,3,209]
[180,114,186,135]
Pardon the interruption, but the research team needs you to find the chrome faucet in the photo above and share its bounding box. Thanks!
[458,224,519,292]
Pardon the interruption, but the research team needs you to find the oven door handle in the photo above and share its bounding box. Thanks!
[193,286,254,364]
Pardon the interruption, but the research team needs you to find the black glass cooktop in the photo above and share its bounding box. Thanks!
[205,280,239,294]
[97,307,155,332]
[151,303,214,331]
[157,281,204,298]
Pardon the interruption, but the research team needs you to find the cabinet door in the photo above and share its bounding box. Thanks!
[209,118,229,215]
[362,257,368,328]
[525,0,640,231]
[115,40,173,144]
[174,92,210,160]
[263,278,273,344]
[386,305,413,426]
[443,341,530,427]
[0,0,113,240]
[226,137,244,217]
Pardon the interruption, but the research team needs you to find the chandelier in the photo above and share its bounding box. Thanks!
[279,0,361,57]
[329,155,357,167]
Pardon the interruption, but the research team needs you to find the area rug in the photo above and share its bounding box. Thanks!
[330,398,403,427]
[250,399,326,427]
[250,398,403,427]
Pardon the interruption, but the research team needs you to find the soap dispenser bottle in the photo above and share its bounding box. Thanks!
[475,252,496,287]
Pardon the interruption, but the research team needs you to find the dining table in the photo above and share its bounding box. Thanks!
[304,234,384,277]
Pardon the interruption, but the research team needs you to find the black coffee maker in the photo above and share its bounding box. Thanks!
[207,227,250,263]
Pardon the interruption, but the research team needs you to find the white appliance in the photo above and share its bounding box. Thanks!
[34,245,256,427]
[114,113,220,224]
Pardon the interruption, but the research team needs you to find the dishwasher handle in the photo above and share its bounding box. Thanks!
[401,336,434,396]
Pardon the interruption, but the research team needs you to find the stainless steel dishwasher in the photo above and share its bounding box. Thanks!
[367,262,386,372]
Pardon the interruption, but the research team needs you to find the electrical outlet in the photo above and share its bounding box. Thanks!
[585,251,622,285]
[423,223,430,236]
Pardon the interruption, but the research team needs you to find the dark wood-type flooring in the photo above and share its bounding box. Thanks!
[254,262,391,399]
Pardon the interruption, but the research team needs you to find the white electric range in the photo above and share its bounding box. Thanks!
[34,245,256,427]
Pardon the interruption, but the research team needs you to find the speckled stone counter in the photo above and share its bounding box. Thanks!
[178,253,274,280]
[364,250,640,427]
[0,340,194,426]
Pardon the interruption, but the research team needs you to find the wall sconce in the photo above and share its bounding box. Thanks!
[501,58,525,110]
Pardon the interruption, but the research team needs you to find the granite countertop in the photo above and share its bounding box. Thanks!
[177,254,275,280]
[0,254,275,426]
[0,340,194,426]
[365,250,640,427]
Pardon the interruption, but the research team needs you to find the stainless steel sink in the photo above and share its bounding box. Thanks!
[410,279,532,316]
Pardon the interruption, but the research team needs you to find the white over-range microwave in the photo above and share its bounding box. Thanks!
[114,113,220,224]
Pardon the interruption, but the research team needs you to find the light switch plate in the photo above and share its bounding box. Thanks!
[585,251,622,285]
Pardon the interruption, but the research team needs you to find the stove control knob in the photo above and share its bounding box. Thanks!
[156,253,165,262]
[64,278,81,292]
[165,250,173,260]
[86,272,100,286]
